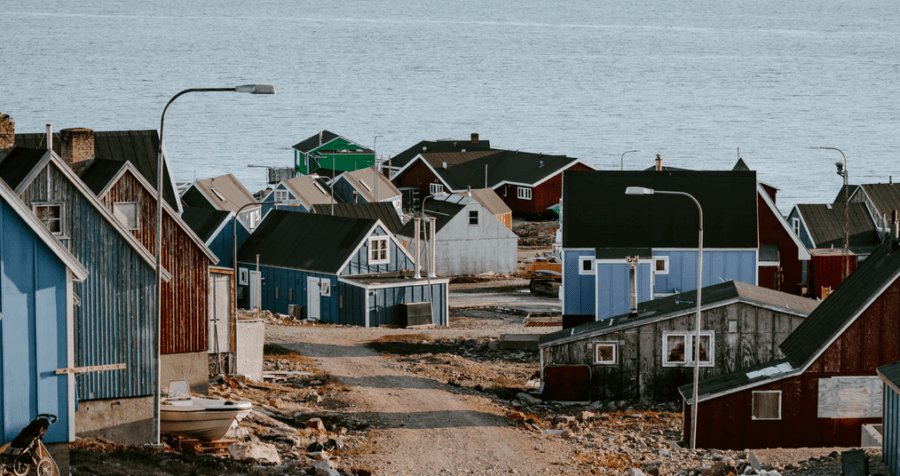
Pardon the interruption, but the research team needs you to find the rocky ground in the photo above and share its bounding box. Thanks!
[512,221,559,247]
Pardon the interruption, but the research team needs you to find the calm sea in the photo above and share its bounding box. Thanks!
[2,1,898,213]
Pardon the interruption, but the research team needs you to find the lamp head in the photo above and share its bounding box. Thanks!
[235,84,276,94]
[835,161,844,175]
[625,186,654,195]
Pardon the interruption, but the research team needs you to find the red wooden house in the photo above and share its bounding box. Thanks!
[679,226,900,449]
[80,158,219,393]
[757,181,811,294]
[392,149,593,217]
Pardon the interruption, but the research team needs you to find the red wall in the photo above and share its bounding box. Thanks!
[809,254,858,299]
[394,160,442,199]
[685,277,900,449]
[497,162,593,215]
[757,191,804,294]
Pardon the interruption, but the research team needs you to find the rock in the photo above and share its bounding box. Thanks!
[307,390,324,403]
[624,469,646,476]
[516,392,542,405]
[578,411,595,421]
[701,461,736,476]
[586,401,603,411]
[227,442,282,465]
[306,418,326,431]
[308,450,329,460]
[309,460,340,476]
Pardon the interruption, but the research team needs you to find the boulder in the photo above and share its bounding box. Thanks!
[516,392,542,405]
[309,460,340,476]
[624,468,646,476]
[305,418,326,431]
[227,442,282,465]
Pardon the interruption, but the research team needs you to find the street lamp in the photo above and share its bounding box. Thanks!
[625,186,703,449]
[811,147,849,280]
[154,84,274,444]
[374,135,383,202]
[620,150,638,171]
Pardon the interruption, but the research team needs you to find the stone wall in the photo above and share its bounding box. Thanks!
[59,127,94,173]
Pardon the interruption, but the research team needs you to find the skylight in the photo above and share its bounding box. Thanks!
[358,179,372,192]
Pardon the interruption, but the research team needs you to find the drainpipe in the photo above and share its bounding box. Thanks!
[413,218,421,278]
[429,216,437,278]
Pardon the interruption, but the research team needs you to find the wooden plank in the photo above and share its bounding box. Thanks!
[817,376,883,419]
[884,287,900,364]
[864,298,883,371]
[55,363,126,375]
[842,316,863,372]
[623,330,639,398]
[740,304,757,369]
[638,328,654,401]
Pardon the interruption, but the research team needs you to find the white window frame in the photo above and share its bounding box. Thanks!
[469,210,479,225]
[32,202,65,236]
[791,217,800,236]
[654,256,669,275]
[578,256,594,275]
[113,201,140,230]
[593,342,618,365]
[662,331,715,367]
[368,236,390,265]
[319,280,331,296]
[517,186,532,200]
[751,391,783,420]
[274,189,290,202]
[430,183,444,195]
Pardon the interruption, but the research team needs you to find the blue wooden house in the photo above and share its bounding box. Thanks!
[259,174,338,217]
[237,210,448,327]
[787,203,881,257]
[0,143,169,445]
[331,167,402,213]
[562,170,759,320]
[877,360,900,475]
[0,177,88,451]
[181,207,250,269]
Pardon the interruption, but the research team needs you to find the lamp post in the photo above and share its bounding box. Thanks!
[620,150,639,171]
[811,147,849,280]
[154,84,274,445]
[626,186,703,449]
[374,135,383,202]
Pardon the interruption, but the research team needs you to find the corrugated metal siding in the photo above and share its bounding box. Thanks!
[366,283,447,327]
[886,385,900,476]
[653,250,757,295]
[19,163,155,400]
[563,250,595,315]
[341,226,414,275]
[101,171,210,354]
[0,199,71,444]
[237,264,339,322]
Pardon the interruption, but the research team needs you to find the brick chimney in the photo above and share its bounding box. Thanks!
[471,132,479,144]
[59,128,94,173]
[655,154,663,171]
[0,113,15,153]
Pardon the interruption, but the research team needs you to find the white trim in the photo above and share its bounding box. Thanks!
[758,261,781,267]
[66,269,76,441]
[490,159,596,189]
[791,217,800,236]
[335,221,416,275]
[430,183,445,195]
[32,201,66,237]
[338,276,450,290]
[757,183,810,260]
[204,211,236,247]
[654,256,669,275]
[368,236,390,265]
[789,205,818,249]
[517,186,532,200]
[578,256,594,275]
[593,341,618,365]
[751,390,783,420]
[662,330,715,367]
[112,201,140,231]
[393,155,452,191]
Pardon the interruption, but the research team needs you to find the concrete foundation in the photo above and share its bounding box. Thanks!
[161,351,209,395]
[75,396,153,445]
[861,423,883,447]
[45,442,69,476]
[499,334,541,351]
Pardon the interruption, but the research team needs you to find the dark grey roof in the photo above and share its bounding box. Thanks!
[833,184,860,205]
[421,150,579,189]
[878,360,900,395]
[780,239,900,368]
[795,203,880,250]
[181,207,231,243]
[390,138,494,169]
[562,170,759,249]
[540,281,819,347]
[732,158,751,171]
[181,186,214,210]
[78,158,127,196]
[15,130,179,210]
[594,248,652,260]
[292,130,339,152]
[679,358,793,403]
[237,210,377,274]
[311,202,404,235]
[759,243,780,263]
[859,183,900,218]
[398,200,465,237]
[0,147,47,190]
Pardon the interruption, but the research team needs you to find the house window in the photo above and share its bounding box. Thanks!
[113,202,139,230]
[320,280,331,296]
[469,210,479,225]
[430,183,444,195]
[369,236,390,265]
[517,187,532,200]
[593,342,618,365]
[662,331,714,367]
[358,179,372,192]
[791,217,800,236]
[579,256,594,275]
[274,190,290,202]
[752,391,782,420]
[33,202,64,236]
[654,257,669,275]
[210,188,226,202]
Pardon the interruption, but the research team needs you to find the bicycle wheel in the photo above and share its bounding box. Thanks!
[36,457,57,476]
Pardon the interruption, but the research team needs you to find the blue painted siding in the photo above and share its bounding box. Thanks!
[237,264,339,322]
[0,196,70,445]
[208,219,250,268]
[364,283,447,327]
[787,208,815,249]
[341,226,414,275]
[333,177,367,204]
[563,249,595,315]
[260,184,310,217]
[338,283,366,327]
[886,384,900,476]
[20,164,156,401]
[595,262,652,320]
[652,250,756,295]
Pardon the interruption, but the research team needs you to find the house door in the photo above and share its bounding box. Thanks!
[249,271,261,309]
[307,277,321,320]
[208,273,232,354]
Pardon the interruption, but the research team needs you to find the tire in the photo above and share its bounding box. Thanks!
[36,458,55,476]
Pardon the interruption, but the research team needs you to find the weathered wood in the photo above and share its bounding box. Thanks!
[817,376,883,419]
[639,329,654,401]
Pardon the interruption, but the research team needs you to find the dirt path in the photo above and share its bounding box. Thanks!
[268,326,578,475]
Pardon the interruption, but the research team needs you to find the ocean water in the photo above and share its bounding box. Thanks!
[1,0,898,213]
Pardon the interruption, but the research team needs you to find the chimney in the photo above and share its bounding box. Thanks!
[0,113,14,152]
[59,128,94,173]
[655,154,663,171]
[46,124,53,151]
[471,132,479,144]
[627,257,639,317]
[319,131,323,146]
[892,210,899,243]
[442,162,447,169]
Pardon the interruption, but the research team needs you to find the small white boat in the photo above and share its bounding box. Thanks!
[160,381,253,441]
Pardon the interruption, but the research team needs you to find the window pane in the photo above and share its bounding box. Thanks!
[656,259,666,272]
[595,343,615,363]
[752,392,781,419]
[581,259,592,272]
[666,335,686,363]
[693,335,711,363]
[114,203,137,229]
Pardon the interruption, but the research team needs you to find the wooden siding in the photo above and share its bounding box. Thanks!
[366,283,448,327]
[18,163,156,400]
[563,249,595,315]
[0,198,70,444]
[809,254,858,299]
[686,277,900,449]
[341,226,414,275]
[885,384,900,476]
[100,170,211,355]
[653,250,758,295]
[393,160,441,204]
[758,191,804,294]
[239,265,339,322]
[545,302,805,402]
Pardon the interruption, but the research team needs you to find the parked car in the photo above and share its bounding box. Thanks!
[530,269,561,297]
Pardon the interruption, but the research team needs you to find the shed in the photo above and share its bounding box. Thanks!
[331,167,402,213]
[540,281,817,402]
[292,130,373,175]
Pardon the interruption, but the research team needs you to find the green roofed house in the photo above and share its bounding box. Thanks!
[293,130,374,176]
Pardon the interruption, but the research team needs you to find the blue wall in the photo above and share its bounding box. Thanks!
[652,249,757,295]
[787,208,815,249]
[238,265,339,321]
[885,384,900,476]
[207,219,250,268]
[260,183,311,217]
[595,261,652,320]
[1,196,70,445]
[341,226,414,275]
[333,177,367,204]
[563,249,595,315]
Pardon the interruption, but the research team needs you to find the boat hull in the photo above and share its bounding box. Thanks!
[160,408,240,441]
